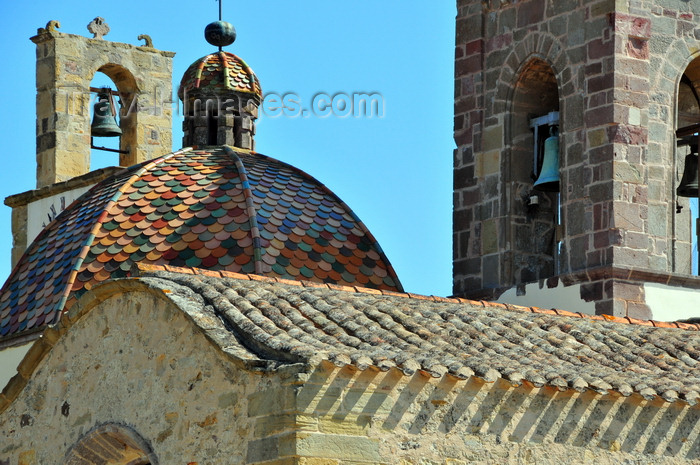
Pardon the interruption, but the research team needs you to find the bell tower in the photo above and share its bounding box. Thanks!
[31,19,174,187]
[5,19,174,267]
[453,1,700,320]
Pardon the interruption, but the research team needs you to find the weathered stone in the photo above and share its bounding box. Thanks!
[32,32,174,189]
[453,0,700,318]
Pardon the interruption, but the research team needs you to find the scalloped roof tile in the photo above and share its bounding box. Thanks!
[0,147,401,339]
[178,51,262,101]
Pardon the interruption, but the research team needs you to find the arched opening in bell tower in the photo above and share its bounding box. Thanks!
[88,65,138,171]
[676,58,700,276]
[508,57,560,285]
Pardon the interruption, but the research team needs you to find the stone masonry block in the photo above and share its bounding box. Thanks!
[248,459,296,465]
[246,436,279,463]
[478,150,500,177]
[612,246,648,268]
[481,125,503,152]
[318,414,371,436]
[295,384,344,414]
[648,253,668,273]
[588,128,608,148]
[647,204,667,237]
[606,280,644,302]
[613,161,642,184]
[481,219,499,255]
[482,253,500,287]
[279,433,381,462]
[545,0,575,16]
[589,0,617,18]
[517,0,544,28]
[254,414,319,438]
[342,390,391,415]
[297,459,340,465]
[627,302,652,320]
[248,387,296,417]
[456,15,482,44]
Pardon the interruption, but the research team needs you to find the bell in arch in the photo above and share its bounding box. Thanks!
[676,143,699,198]
[533,125,560,192]
[91,89,122,137]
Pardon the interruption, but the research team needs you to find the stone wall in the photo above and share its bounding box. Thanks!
[0,283,269,464]
[247,362,700,464]
[2,280,699,464]
[31,27,174,188]
[453,0,700,317]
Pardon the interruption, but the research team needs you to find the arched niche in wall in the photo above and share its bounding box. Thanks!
[508,57,560,284]
[676,58,700,276]
[63,423,157,465]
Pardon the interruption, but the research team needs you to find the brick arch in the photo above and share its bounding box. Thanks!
[494,32,572,123]
[648,38,700,275]
[493,32,572,286]
[64,424,157,465]
[676,51,700,131]
[649,36,699,89]
[497,32,577,177]
[648,36,699,134]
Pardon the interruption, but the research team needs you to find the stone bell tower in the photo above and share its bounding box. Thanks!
[31,19,174,187]
[453,0,700,320]
[5,19,174,267]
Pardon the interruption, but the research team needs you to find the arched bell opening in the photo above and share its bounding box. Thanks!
[676,58,700,276]
[88,64,139,170]
[508,57,560,285]
[63,423,157,465]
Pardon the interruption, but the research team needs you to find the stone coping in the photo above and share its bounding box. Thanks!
[30,28,176,58]
[4,166,125,208]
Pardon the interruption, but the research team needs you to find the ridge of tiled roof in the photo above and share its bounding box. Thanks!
[134,263,700,331]
[133,264,700,405]
[0,147,401,339]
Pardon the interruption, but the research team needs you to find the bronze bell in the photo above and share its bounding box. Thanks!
[91,90,122,137]
[677,151,699,198]
[533,126,560,192]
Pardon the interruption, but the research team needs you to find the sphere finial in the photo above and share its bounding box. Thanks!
[205,21,236,49]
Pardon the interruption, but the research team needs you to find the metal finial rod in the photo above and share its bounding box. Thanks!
[219,0,222,21]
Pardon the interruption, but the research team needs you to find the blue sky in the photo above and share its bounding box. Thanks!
[0,1,457,296]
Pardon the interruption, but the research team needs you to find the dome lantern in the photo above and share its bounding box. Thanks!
[179,21,261,150]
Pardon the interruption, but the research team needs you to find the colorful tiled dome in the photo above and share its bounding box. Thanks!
[0,147,402,338]
[178,51,262,102]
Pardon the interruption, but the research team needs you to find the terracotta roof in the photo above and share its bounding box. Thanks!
[178,51,262,101]
[0,147,401,339]
[134,266,700,405]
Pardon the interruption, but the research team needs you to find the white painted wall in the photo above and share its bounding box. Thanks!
[498,281,699,322]
[496,281,597,314]
[645,283,700,322]
[26,186,92,245]
[0,343,31,389]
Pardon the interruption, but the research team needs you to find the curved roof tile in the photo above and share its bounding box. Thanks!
[0,147,401,339]
[138,268,700,405]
